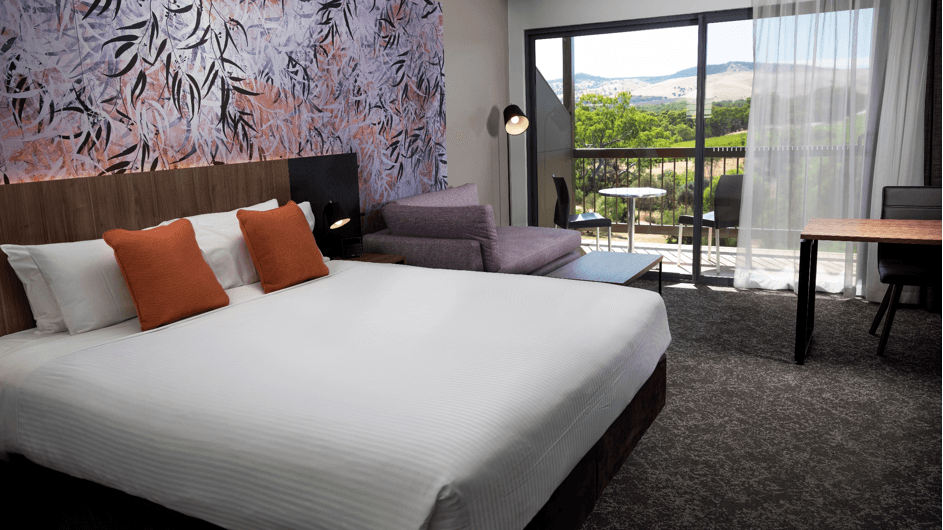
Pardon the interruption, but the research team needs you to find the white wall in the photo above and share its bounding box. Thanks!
[439,0,512,225]
[507,0,752,225]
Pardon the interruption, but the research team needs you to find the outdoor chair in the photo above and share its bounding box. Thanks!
[552,175,612,252]
[868,186,941,356]
[676,173,742,270]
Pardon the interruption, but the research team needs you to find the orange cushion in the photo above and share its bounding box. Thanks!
[237,201,329,293]
[104,219,229,331]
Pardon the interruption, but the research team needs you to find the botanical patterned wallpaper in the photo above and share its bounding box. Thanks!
[0,0,447,227]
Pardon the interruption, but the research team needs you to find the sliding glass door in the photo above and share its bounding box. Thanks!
[696,18,753,280]
[526,8,752,284]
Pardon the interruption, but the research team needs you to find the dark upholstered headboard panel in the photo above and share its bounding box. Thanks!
[0,159,293,337]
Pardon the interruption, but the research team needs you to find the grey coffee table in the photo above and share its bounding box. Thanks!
[547,251,662,294]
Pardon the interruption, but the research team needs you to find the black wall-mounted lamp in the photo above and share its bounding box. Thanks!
[287,153,362,259]
[503,104,529,226]
[321,201,361,258]
[322,201,351,232]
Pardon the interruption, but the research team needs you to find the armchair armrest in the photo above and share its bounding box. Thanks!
[362,230,485,271]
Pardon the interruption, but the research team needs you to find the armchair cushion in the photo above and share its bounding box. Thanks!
[381,203,500,272]
[363,230,485,271]
[494,226,582,274]
[392,183,479,207]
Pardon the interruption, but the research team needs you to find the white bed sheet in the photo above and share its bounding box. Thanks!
[0,260,670,530]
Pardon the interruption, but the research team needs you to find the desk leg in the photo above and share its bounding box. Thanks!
[627,198,636,253]
[658,261,662,294]
[808,240,818,336]
[795,238,817,365]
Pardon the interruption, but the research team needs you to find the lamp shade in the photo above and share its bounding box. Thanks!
[322,201,350,230]
[503,104,529,135]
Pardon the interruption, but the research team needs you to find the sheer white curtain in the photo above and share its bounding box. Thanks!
[858,0,932,302]
[735,0,931,295]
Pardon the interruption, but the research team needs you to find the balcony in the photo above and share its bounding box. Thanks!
[572,146,744,278]
[571,146,853,281]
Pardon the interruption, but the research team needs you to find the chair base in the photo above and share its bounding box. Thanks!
[675,226,721,269]
[554,225,610,253]
[870,283,904,356]
[594,226,612,252]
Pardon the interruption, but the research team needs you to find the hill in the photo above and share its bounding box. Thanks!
[635,61,753,85]
[546,61,754,103]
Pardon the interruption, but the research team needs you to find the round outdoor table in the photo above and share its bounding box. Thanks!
[598,187,667,253]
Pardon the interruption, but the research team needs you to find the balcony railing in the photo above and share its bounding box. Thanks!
[574,146,745,237]
[572,145,860,278]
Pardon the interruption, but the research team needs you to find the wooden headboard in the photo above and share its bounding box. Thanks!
[0,159,293,337]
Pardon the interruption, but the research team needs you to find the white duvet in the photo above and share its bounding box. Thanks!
[0,260,670,530]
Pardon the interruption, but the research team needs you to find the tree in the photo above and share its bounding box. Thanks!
[574,91,682,222]
[571,91,749,228]
[574,92,680,149]
[574,91,679,186]
[704,99,750,137]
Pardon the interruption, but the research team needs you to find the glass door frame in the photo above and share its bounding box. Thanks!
[523,7,752,285]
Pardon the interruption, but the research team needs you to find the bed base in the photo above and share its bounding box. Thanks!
[0,355,665,530]
[525,353,666,529]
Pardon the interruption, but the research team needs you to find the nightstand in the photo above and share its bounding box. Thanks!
[339,253,405,265]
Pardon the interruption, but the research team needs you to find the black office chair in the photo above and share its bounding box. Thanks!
[868,186,942,356]
[552,175,612,251]
[676,173,743,269]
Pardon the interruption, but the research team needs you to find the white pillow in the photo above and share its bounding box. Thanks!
[28,239,137,335]
[296,202,324,261]
[298,201,316,232]
[0,245,68,334]
[159,199,277,289]
[157,200,316,290]
[2,200,318,334]
[295,202,330,263]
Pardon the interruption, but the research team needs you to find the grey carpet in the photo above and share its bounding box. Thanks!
[580,280,942,530]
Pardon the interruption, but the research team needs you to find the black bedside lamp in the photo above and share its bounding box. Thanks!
[321,201,360,258]
[322,201,350,232]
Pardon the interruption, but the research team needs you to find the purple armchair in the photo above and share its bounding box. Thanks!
[363,184,581,275]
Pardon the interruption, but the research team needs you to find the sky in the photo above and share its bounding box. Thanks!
[536,20,753,81]
[536,10,873,81]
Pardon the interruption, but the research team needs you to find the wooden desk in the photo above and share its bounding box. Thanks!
[795,218,942,364]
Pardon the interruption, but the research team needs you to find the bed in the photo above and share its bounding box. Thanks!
[0,157,670,530]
